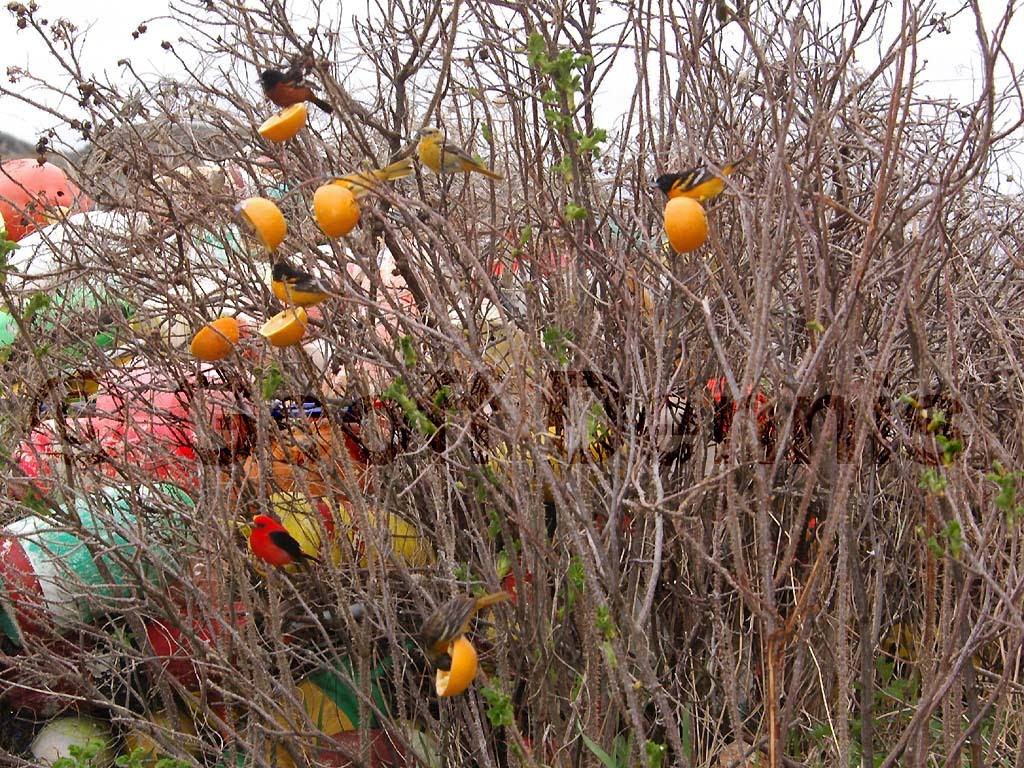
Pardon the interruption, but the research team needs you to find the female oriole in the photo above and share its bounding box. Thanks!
[271,261,331,307]
[653,155,749,201]
[420,591,510,669]
[261,68,333,113]
[334,157,415,199]
[415,127,503,180]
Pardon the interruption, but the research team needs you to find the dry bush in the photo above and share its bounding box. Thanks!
[1,0,1023,766]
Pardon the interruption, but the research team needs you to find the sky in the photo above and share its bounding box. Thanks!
[0,0,1020,187]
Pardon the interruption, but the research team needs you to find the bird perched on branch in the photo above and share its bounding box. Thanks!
[261,67,333,113]
[652,154,749,202]
[271,261,332,307]
[248,514,320,569]
[415,127,503,180]
[420,591,511,669]
[334,157,415,199]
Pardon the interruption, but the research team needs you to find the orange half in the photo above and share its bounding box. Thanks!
[435,635,479,697]
[189,317,240,361]
[237,197,287,251]
[313,184,360,237]
[257,103,308,143]
[664,196,708,253]
[258,306,308,347]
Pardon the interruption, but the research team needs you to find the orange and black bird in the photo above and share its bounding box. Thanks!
[420,591,510,670]
[261,67,333,113]
[271,261,332,307]
[652,154,749,202]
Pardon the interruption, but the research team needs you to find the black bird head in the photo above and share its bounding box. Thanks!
[652,174,677,194]
[260,69,285,90]
[272,261,301,281]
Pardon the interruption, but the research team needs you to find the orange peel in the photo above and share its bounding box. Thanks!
[313,183,360,237]
[435,635,478,697]
[664,196,708,253]
[237,197,287,251]
[258,306,308,347]
[189,317,240,361]
[257,103,308,143]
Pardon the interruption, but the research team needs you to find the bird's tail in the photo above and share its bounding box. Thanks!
[296,552,321,570]
[477,166,504,181]
[337,157,415,199]
[376,156,416,183]
[722,151,754,176]
[310,96,334,113]
[476,590,512,609]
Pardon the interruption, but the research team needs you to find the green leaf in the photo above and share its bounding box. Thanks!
[926,410,947,432]
[433,385,450,409]
[596,604,616,640]
[581,733,619,768]
[0,233,19,269]
[481,123,492,142]
[645,740,667,768]
[578,128,607,155]
[936,433,962,465]
[495,548,512,578]
[24,291,51,323]
[527,32,546,64]
[565,202,589,221]
[918,467,947,495]
[382,376,437,436]
[481,685,514,727]
[941,519,963,557]
[550,155,574,181]
[261,361,283,400]
[806,320,825,332]
[397,335,418,368]
[567,555,585,592]
[543,326,573,365]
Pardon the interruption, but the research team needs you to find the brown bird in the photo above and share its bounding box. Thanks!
[420,591,510,670]
[261,67,333,113]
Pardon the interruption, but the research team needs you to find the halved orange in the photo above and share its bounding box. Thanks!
[435,635,479,697]
[236,197,287,251]
[257,103,308,143]
[189,317,240,361]
[313,183,360,237]
[258,306,308,347]
[664,196,708,253]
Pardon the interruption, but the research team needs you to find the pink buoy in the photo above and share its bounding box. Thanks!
[0,158,92,242]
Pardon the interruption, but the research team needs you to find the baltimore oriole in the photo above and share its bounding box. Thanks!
[271,261,331,307]
[261,68,333,113]
[334,157,415,199]
[248,514,320,568]
[415,127,503,180]
[653,154,749,201]
[420,591,510,669]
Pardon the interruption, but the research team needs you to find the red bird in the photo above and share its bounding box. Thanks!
[248,514,320,569]
[260,68,333,113]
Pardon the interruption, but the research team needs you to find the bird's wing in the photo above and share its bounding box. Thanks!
[268,529,305,560]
